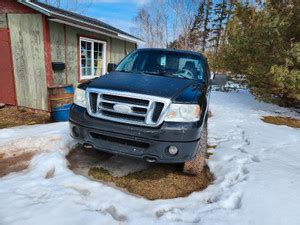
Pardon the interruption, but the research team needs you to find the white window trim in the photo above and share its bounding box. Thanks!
[79,37,107,80]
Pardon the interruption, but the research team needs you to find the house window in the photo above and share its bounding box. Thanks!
[80,37,106,80]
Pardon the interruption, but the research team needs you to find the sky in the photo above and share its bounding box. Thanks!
[58,0,150,34]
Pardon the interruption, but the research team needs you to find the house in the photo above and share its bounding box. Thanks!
[0,0,142,111]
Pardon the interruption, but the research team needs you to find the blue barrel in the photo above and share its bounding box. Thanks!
[48,84,74,122]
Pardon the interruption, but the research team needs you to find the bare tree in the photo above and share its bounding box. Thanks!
[133,0,199,48]
[152,2,166,47]
[133,7,154,47]
[133,0,169,48]
[168,0,200,49]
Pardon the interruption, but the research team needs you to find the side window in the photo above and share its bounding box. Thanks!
[179,58,204,79]
[80,37,106,80]
[121,52,138,71]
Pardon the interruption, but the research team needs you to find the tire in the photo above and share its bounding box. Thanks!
[183,121,207,175]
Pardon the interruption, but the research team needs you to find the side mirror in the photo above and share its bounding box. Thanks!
[107,63,117,73]
[210,74,228,86]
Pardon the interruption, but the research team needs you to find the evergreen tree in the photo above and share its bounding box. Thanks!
[209,0,228,53]
[190,1,205,51]
[222,0,236,45]
[216,2,300,107]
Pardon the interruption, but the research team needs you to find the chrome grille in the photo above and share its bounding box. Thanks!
[86,88,171,127]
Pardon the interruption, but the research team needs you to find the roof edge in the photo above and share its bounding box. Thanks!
[19,0,51,16]
[18,0,144,44]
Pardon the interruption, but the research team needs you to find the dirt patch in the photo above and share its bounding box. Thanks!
[89,165,212,200]
[66,146,113,170]
[0,151,35,177]
[67,146,213,200]
[261,116,300,128]
[0,106,51,129]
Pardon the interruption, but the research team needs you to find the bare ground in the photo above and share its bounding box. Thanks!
[0,150,35,177]
[67,146,214,200]
[261,116,300,128]
[0,106,51,129]
[0,106,54,176]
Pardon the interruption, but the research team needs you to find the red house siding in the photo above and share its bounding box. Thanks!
[42,15,54,111]
[0,28,16,105]
[0,0,36,13]
[42,15,53,86]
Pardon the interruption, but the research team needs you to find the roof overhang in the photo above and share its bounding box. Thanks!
[18,0,144,44]
[49,18,142,43]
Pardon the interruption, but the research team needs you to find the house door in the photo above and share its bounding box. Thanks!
[0,28,16,105]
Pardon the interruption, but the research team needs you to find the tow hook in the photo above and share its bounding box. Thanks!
[83,143,93,149]
[144,157,157,163]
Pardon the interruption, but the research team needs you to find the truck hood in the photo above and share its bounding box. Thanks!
[87,72,202,101]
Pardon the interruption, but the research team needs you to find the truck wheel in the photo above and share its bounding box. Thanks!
[183,122,207,175]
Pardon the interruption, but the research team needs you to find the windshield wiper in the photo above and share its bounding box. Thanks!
[142,71,160,75]
[142,71,174,78]
[117,70,134,73]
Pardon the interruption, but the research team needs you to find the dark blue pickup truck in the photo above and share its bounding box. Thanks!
[69,48,213,175]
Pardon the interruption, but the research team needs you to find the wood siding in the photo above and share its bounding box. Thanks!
[125,41,136,55]
[59,25,136,87]
[0,14,7,28]
[111,38,125,64]
[49,21,66,85]
[8,14,48,110]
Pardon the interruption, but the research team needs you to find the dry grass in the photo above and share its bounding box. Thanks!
[261,116,300,128]
[207,144,217,149]
[206,144,217,158]
[0,106,51,129]
[89,164,213,200]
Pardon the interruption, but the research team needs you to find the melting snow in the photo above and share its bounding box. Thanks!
[0,89,300,225]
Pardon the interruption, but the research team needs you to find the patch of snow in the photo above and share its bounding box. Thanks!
[95,155,149,177]
[0,123,75,158]
[225,81,247,89]
[0,89,299,225]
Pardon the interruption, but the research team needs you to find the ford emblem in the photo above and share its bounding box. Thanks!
[113,104,132,114]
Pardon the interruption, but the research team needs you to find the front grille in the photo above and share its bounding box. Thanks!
[86,88,171,127]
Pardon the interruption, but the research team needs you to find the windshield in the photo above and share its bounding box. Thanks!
[115,50,205,81]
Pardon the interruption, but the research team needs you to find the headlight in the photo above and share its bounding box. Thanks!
[164,104,200,122]
[74,88,86,108]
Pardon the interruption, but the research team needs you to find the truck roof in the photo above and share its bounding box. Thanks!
[136,48,206,59]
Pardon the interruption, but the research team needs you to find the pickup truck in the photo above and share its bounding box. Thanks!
[69,48,213,175]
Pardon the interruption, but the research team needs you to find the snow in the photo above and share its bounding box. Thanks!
[95,155,149,177]
[0,89,300,225]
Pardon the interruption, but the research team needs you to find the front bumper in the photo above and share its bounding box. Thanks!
[69,104,202,163]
